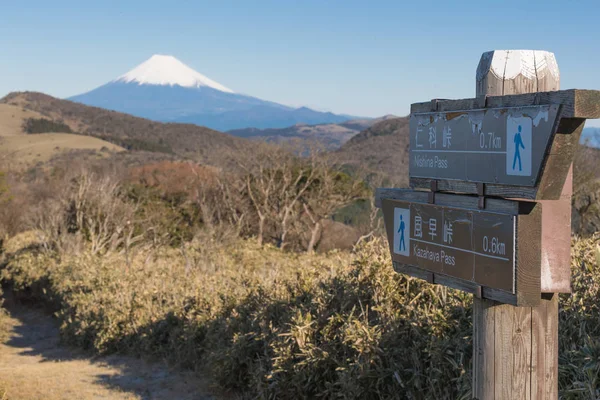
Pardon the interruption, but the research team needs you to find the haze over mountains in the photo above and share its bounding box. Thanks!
[228,115,398,149]
[69,55,360,131]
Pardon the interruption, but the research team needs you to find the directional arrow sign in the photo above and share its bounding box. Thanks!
[382,198,516,293]
[409,104,560,186]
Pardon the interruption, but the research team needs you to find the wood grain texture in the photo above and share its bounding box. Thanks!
[392,262,520,305]
[472,50,560,400]
[473,298,496,399]
[512,307,532,399]
[410,178,539,200]
[495,304,513,399]
[476,51,557,97]
[536,118,584,200]
[516,202,542,306]
[539,169,573,293]
[530,295,546,400]
[410,89,600,119]
[375,187,520,214]
[544,295,559,399]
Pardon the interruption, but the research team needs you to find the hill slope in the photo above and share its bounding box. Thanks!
[1,91,255,167]
[335,117,411,185]
[0,104,46,137]
[0,133,123,167]
[68,55,357,131]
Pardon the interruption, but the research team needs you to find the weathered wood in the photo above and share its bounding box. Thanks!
[411,118,580,201]
[375,187,520,214]
[472,49,560,400]
[476,50,560,97]
[392,262,522,305]
[529,294,559,399]
[536,118,584,200]
[410,104,560,188]
[540,166,573,293]
[473,298,496,398]
[383,195,541,306]
[410,89,600,119]
[392,263,531,306]
[544,294,559,399]
[516,202,542,306]
[411,177,540,199]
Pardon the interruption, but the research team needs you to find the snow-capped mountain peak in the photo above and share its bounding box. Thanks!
[114,54,234,93]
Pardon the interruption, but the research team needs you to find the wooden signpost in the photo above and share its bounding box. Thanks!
[377,50,600,399]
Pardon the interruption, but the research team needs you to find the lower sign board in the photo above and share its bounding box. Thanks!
[381,193,541,306]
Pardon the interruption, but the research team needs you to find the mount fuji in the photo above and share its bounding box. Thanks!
[68,55,357,131]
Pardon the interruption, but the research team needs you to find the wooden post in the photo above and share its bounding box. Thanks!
[472,50,561,399]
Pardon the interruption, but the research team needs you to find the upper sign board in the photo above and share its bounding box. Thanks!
[409,104,560,186]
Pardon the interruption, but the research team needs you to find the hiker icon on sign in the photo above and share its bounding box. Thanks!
[393,208,410,256]
[512,125,525,172]
[506,117,532,176]
[398,215,406,252]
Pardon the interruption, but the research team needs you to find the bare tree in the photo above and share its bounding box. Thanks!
[233,143,315,248]
[300,155,367,253]
[354,171,392,245]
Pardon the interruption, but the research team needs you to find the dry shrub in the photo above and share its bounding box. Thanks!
[1,234,472,399]
[25,170,138,257]
[3,233,600,398]
[0,285,7,343]
[128,161,219,196]
[126,160,248,245]
[559,234,600,399]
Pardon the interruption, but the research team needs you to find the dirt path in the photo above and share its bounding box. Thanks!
[0,299,221,400]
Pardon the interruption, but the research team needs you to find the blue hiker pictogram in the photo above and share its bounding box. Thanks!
[398,214,406,252]
[512,125,525,171]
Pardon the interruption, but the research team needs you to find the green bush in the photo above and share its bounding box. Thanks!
[23,118,72,134]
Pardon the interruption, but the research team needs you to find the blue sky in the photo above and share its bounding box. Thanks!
[1,0,599,126]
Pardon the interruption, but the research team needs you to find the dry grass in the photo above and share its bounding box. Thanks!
[1,233,472,399]
[0,133,124,167]
[0,104,45,137]
[2,231,600,398]
[1,148,599,397]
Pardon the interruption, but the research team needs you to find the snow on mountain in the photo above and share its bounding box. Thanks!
[114,54,234,93]
[68,55,360,131]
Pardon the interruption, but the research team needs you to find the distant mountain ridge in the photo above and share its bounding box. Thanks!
[68,55,361,131]
[336,116,411,185]
[228,115,397,150]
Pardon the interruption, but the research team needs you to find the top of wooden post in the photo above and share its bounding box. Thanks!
[476,50,560,96]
